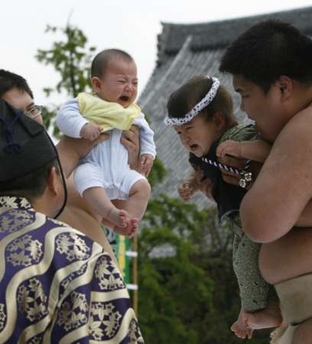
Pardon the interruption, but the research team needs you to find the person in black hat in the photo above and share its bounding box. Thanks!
[0,100,144,343]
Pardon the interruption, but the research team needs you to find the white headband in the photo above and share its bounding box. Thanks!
[164,76,220,127]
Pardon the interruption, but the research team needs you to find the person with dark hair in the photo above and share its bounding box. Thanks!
[91,48,133,78]
[0,69,34,98]
[0,100,144,343]
[219,19,312,343]
[165,74,280,339]
[0,69,43,123]
[57,48,155,237]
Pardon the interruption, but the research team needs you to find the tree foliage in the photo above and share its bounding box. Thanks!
[36,23,96,136]
[36,24,95,97]
[139,196,270,343]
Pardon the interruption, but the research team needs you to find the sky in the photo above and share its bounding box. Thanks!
[1,0,312,106]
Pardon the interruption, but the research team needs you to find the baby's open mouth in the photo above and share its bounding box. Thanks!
[120,96,129,102]
[190,144,198,151]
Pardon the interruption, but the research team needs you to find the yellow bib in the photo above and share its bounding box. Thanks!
[78,92,141,132]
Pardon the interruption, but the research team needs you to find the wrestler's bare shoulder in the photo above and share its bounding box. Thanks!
[274,107,312,164]
[283,105,312,135]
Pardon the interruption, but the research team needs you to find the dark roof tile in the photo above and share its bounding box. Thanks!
[157,6,312,64]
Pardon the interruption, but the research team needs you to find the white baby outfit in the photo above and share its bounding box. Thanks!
[57,93,156,200]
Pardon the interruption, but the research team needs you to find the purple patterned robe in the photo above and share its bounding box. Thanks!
[0,196,144,343]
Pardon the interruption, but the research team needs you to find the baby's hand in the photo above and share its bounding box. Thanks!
[178,181,196,202]
[140,154,154,177]
[217,140,242,159]
[80,123,102,141]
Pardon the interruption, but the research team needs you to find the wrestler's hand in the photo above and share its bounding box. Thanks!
[217,140,242,159]
[140,154,154,177]
[121,125,140,171]
[57,133,110,178]
[219,155,262,189]
[218,155,247,186]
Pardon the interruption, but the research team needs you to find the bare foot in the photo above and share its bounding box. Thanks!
[107,208,127,228]
[231,308,253,339]
[127,218,139,237]
[114,217,139,237]
[246,303,283,330]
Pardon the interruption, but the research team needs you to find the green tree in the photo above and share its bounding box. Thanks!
[139,196,215,343]
[36,23,96,136]
[139,196,271,343]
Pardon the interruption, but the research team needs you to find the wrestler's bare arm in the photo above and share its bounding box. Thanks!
[217,139,271,162]
[240,140,271,162]
[240,110,312,243]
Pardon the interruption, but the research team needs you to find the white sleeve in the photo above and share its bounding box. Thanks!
[56,98,89,138]
[133,113,157,158]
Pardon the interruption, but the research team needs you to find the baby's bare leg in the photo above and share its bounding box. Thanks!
[123,179,151,221]
[83,187,128,228]
[232,303,282,339]
[245,302,283,330]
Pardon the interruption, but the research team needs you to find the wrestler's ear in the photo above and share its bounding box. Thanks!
[91,77,102,94]
[47,167,61,195]
[277,75,293,101]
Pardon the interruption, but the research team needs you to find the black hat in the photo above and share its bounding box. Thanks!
[0,100,57,182]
